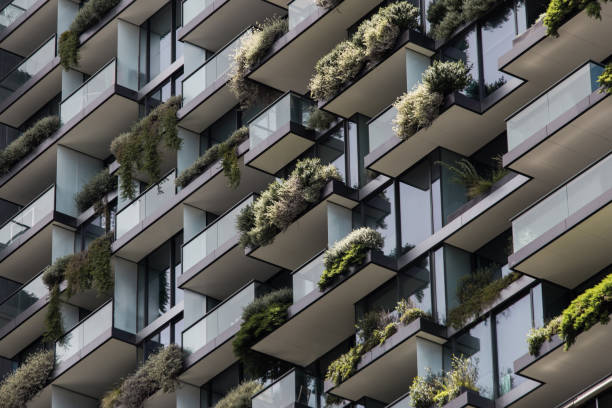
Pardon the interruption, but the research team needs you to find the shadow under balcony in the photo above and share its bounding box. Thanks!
[0,0,57,56]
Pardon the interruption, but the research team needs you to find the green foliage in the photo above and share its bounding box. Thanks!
[306,108,337,132]
[318,228,384,290]
[309,1,419,101]
[397,299,430,325]
[0,116,60,176]
[447,271,520,329]
[422,60,471,96]
[315,0,342,7]
[0,349,54,408]
[237,158,341,248]
[101,345,183,408]
[543,0,606,36]
[598,63,612,93]
[175,127,249,189]
[74,168,117,213]
[526,316,562,355]
[111,96,181,199]
[439,156,508,200]
[58,31,79,70]
[215,380,264,408]
[229,17,288,108]
[427,0,500,40]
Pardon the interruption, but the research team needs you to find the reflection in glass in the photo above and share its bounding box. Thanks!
[363,185,396,256]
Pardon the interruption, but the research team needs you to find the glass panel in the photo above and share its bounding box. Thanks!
[400,255,432,315]
[387,394,413,408]
[512,154,612,251]
[318,126,346,183]
[182,0,214,26]
[0,36,55,102]
[400,160,432,251]
[0,186,55,247]
[0,268,48,329]
[363,184,397,256]
[0,0,38,30]
[480,4,516,96]
[440,27,480,99]
[293,253,324,302]
[453,318,495,399]
[289,0,320,31]
[60,61,116,124]
[507,63,604,150]
[368,106,396,153]
[149,4,173,79]
[252,369,318,408]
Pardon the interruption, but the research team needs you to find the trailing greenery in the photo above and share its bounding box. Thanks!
[543,0,607,36]
[175,127,248,189]
[306,108,337,132]
[0,349,54,408]
[526,272,612,355]
[100,345,183,408]
[237,158,341,248]
[318,228,384,290]
[427,0,505,40]
[229,17,288,109]
[215,380,263,408]
[111,96,181,200]
[42,233,113,343]
[58,0,121,69]
[409,355,479,408]
[74,168,117,220]
[439,156,508,199]
[232,288,292,377]
[598,64,612,93]
[0,116,60,176]
[393,60,470,140]
[447,269,520,329]
[309,1,420,101]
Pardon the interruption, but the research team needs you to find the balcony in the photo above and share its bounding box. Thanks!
[251,368,325,408]
[324,318,447,403]
[252,250,396,366]
[179,0,285,51]
[509,153,612,288]
[245,92,328,175]
[386,390,494,408]
[178,29,248,133]
[503,62,612,189]
[0,0,57,56]
[179,195,278,299]
[247,180,358,270]
[181,281,264,386]
[0,35,60,128]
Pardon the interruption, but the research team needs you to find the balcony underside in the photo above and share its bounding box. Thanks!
[0,0,57,56]
[0,58,61,128]
[179,0,285,50]
[252,253,395,367]
[503,92,612,188]
[178,235,279,299]
[178,78,236,134]
[248,0,382,95]
[509,192,612,289]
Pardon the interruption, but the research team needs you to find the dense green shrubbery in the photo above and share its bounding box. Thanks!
[111,96,181,200]
[215,380,263,408]
[0,349,54,408]
[426,0,499,40]
[526,316,562,355]
[315,0,342,7]
[175,127,248,189]
[0,116,60,176]
[318,228,384,290]
[438,156,508,199]
[59,0,121,69]
[309,1,419,101]
[101,345,183,408]
[74,168,117,214]
[598,64,612,93]
[306,108,337,132]
[237,158,341,248]
[543,0,606,36]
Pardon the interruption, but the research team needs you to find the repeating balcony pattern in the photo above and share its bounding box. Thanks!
[0,0,37,31]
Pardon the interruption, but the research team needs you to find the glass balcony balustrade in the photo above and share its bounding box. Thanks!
[367,105,397,153]
[292,252,324,303]
[252,368,319,408]
[115,170,177,240]
[0,267,48,328]
[512,153,612,251]
[182,195,254,272]
[0,186,54,249]
[0,0,38,31]
[182,0,214,26]
[506,62,604,151]
[288,0,322,30]
[0,35,56,102]
[386,394,413,408]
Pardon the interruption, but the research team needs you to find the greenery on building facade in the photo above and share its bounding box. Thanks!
[543,0,606,36]
[74,168,117,221]
[175,126,249,189]
[59,0,121,69]
[100,344,183,408]
[305,108,337,132]
[0,349,55,408]
[439,156,509,199]
[427,0,499,40]
[526,272,612,355]
[309,1,420,102]
[111,96,181,200]
[237,158,341,248]
[598,64,612,93]
[315,0,342,8]
[393,60,470,140]
[0,116,60,176]
[229,17,288,109]
[215,380,264,408]
[318,228,384,290]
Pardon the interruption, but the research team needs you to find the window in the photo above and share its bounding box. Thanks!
[361,184,397,256]
[141,317,184,362]
[140,69,184,115]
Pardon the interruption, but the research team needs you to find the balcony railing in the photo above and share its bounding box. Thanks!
[367,105,396,153]
[182,195,254,272]
[386,394,412,408]
[292,252,324,303]
[288,0,322,30]
[60,59,116,124]
[0,266,48,328]
[249,92,319,150]
[55,301,113,364]
[182,29,250,105]
[0,35,56,103]
[512,153,612,251]
[252,368,319,408]
[182,0,214,26]
[0,0,38,31]
[182,281,265,354]
[506,62,604,151]
[115,169,177,240]
[0,185,54,249]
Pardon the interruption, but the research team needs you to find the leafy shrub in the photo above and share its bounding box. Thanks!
[175,127,248,189]
[427,0,500,40]
[439,156,508,199]
[237,158,341,248]
[58,31,80,70]
[229,17,288,108]
[216,380,263,408]
[0,349,54,408]
[526,316,562,355]
[598,63,612,93]
[74,168,117,213]
[422,60,471,96]
[397,299,430,325]
[0,116,60,176]
[306,108,337,132]
[309,41,366,101]
[543,0,605,36]
[111,96,181,200]
[318,228,384,290]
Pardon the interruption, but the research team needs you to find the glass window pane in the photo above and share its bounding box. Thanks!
[400,160,432,250]
[363,185,397,256]
[440,27,480,99]
[453,319,495,398]
[400,255,432,315]
[481,4,517,96]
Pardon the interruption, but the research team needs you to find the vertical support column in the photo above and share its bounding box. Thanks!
[52,385,99,408]
[117,20,140,90]
[56,146,103,217]
[183,43,208,77]
[416,337,443,377]
[177,127,200,176]
[184,289,208,328]
[183,204,208,243]
[113,257,138,334]
[177,382,201,408]
[405,49,430,91]
[327,203,352,247]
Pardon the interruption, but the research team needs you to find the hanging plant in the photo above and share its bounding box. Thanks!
[0,349,55,408]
